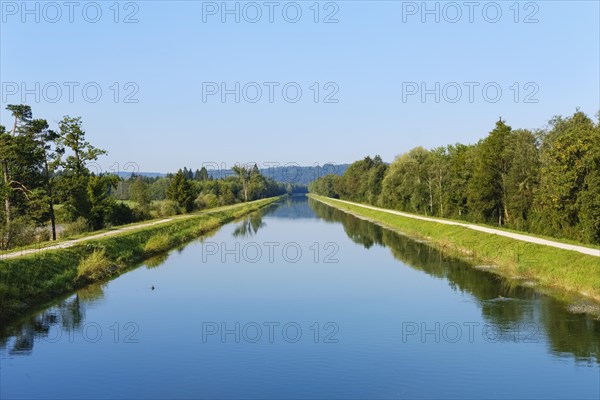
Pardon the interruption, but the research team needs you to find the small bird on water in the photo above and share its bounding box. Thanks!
[151,285,155,290]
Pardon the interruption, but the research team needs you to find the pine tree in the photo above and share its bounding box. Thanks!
[166,169,194,212]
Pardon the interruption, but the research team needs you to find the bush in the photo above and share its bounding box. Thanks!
[8,217,38,247]
[133,208,150,222]
[115,249,136,264]
[37,228,51,243]
[105,203,135,226]
[77,249,113,281]
[195,193,218,210]
[144,233,173,254]
[159,200,180,217]
[62,217,90,238]
[201,217,222,231]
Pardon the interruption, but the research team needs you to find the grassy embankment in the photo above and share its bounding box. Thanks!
[0,200,254,256]
[310,194,600,304]
[0,196,283,322]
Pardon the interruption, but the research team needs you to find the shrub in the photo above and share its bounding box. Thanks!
[105,203,135,226]
[159,200,180,217]
[144,233,173,254]
[37,228,51,243]
[133,208,150,222]
[62,217,90,238]
[115,249,136,264]
[195,193,218,210]
[201,217,222,231]
[77,249,113,281]
[7,217,38,247]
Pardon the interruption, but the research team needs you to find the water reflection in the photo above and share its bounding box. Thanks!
[266,194,319,220]
[2,197,598,368]
[309,197,600,364]
[231,195,312,237]
[0,283,105,356]
[233,212,265,238]
[145,252,170,269]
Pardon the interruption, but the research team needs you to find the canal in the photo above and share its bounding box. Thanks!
[1,195,598,399]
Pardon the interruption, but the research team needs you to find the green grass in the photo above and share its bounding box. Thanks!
[77,249,113,281]
[423,211,600,250]
[310,194,600,304]
[0,200,279,256]
[0,196,283,322]
[143,233,174,255]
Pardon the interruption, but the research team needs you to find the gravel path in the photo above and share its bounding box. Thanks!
[317,197,600,257]
[0,218,175,260]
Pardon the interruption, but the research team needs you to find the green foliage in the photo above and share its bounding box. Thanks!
[0,109,286,249]
[533,111,600,243]
[159,200,180,217]
[57,116,106,175]
[105,202,135,227]
[504,129,540,230]
[467,119,513,224]
[232,165,252,201]
[77,249,113,281]
[143,234,173,254]
[194,167,209,181]
[309,111,600,244]
[308,174,342,198]
[87,174,120,229]
[195,193,219,209]
[166,170,194,212]
[249,164,268,200]
[2,216,38,247]
[129,177,151,213]
[62,217,90,238]
[149,177,170,200]
[339,156,387,203]
[58,174,91,222]
[380,148,431,213]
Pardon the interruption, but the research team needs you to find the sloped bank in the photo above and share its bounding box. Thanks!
[309,194,600,310]
[0,196,283,322]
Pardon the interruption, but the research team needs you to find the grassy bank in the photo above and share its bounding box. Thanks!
[0,196,283,322]
[310,194,600,304]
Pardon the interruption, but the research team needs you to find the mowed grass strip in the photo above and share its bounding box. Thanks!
[310,195,600,303]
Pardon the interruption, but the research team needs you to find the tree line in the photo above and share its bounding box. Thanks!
[124,163,286,216]
[0,104,285,250]
[113,165,306,206]
[309,111,600,245]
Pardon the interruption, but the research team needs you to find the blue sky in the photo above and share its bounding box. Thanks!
[1,1,599,173]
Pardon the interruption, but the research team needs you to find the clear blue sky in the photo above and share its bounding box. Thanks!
[1,1,598,173]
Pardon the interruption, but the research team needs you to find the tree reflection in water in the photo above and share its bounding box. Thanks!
[309,198,600,364]
[2,198,597,365]
[0,283,105,356]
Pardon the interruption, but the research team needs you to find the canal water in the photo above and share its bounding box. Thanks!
[1,195,598,399]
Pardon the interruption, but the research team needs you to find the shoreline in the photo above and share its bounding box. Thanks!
[309,194,600,314]
[0,196,284,323]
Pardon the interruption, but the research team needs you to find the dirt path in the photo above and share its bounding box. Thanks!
[0,218,177,260]
[0,200,276,261]
[316,197,600,257]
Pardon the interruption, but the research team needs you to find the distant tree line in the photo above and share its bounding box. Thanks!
[114,165,306,206]
[207,164,350,186]
[0,104,285,250]
[309,111,600,245]
[124,163,286,216]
